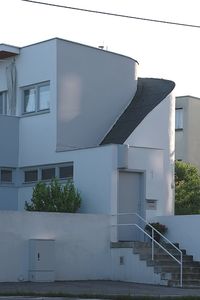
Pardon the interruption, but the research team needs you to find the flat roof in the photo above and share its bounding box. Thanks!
[0,44,20,59]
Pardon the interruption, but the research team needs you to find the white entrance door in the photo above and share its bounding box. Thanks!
[118,171,144,241]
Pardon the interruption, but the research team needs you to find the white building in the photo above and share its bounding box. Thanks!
[0,37,175,222]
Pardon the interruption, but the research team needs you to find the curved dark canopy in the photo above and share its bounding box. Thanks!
[100,77,175,145]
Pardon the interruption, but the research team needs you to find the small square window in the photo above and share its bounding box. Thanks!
[24,88,36,113]
[1,169,12,183]
[59,166,73,179]
[24,170,38,183]
[41,168,55,180]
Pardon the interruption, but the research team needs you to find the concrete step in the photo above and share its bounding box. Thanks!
[168,279,200,287]
[171,272,200,280]
[133,244,187,256]
[111,241,135,248]
[154,265,200,274]
[139,254,193,262]
[147,259,200,267]
[132,239,200,287]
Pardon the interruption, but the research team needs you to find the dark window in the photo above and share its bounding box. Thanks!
[1,169,12,183]
[41,168,55,180]
[59,166,73,179]
[24,170,38,183]
[175,108,183,130]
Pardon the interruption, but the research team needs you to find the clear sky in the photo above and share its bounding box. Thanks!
[1,0,200,97]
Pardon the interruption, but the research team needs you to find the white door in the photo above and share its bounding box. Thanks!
[118,171,144,241]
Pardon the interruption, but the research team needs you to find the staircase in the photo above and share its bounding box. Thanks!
[133,240,200,288]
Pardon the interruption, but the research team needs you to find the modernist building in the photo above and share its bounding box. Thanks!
[0,38,175,225]
[175,95,200,170]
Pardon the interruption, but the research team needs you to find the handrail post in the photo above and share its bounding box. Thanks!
[152,228,154,260]
[115,213,183,287]
[180,252,183,287]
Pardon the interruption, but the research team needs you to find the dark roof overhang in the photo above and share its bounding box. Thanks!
[100,77,175,145]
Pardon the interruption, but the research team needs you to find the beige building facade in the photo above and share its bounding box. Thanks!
[175,95,200,170]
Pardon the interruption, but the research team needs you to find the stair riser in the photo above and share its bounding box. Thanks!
[148,261,200,267]
[155,266,200,274]
[134,247,186,256]
[168,280,200,287]
[172,273,200,280]
[140,255,192,262]
[132,241,200,287]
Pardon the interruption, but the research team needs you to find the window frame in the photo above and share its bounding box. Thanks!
[22,163,74,185]
[41,167,56,181]
[0,168,13,184]
[59,165,73,180]
[24,169,38,183]
[22,81,50,115]
[175,108,183,130]
[0,91,8,115]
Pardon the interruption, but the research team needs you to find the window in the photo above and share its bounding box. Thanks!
[0,91,8,115]
[24,88,36,113]
[23,162,74,184]
[23,82,50,114]
[1,169,12,183]
[175,108,183,130]
[41,168,55,180]
[24,170,38,183]
[59,166,73,179]
[38,85,50,111]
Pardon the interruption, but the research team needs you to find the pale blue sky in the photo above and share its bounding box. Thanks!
[1,0,200,97]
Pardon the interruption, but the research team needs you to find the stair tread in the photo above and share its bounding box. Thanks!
[133,240,200,287]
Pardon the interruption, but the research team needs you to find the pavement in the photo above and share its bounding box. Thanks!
[0,281,200,298]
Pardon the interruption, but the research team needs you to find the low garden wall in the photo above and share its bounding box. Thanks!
[0,211,111,282]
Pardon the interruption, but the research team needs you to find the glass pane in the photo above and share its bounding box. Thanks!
[1,170,12,183]
[175,109,183,129]
[39,85,50,111]
[24,88,36,113]
[24,170,38,182]
[41,168,55,180]
[59,166,73,179]
[0,93,3,114]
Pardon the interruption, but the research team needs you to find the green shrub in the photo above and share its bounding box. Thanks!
[25,178,81,213]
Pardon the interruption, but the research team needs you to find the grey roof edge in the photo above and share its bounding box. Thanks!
[176,95,200,100]
[13,37,138,65]
[100,77,175,145]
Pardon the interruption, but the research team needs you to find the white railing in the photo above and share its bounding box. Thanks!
[112,213,183,287]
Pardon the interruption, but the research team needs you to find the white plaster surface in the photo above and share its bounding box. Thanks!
[0,211,111,282]
[111,248,163,285]
[126,94,175,216]
[155,215,200,261]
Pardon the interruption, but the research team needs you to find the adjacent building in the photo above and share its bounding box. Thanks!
[0,38,175,224]
[175,95,200,170]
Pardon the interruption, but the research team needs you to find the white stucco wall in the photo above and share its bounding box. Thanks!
[111,248,164,285]
[17,40,57,166]
[126,93,175,216]
[155,215,200,261]
[56,39,138,150]
[0,211,111,282]
[18,144,119,213]
[127,146,164,219]
[18,144,167,218]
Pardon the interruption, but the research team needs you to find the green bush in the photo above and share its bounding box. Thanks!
[25,178,81,213]
[175,161,200,215]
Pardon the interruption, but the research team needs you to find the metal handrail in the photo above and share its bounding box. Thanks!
[114,213,183,287]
